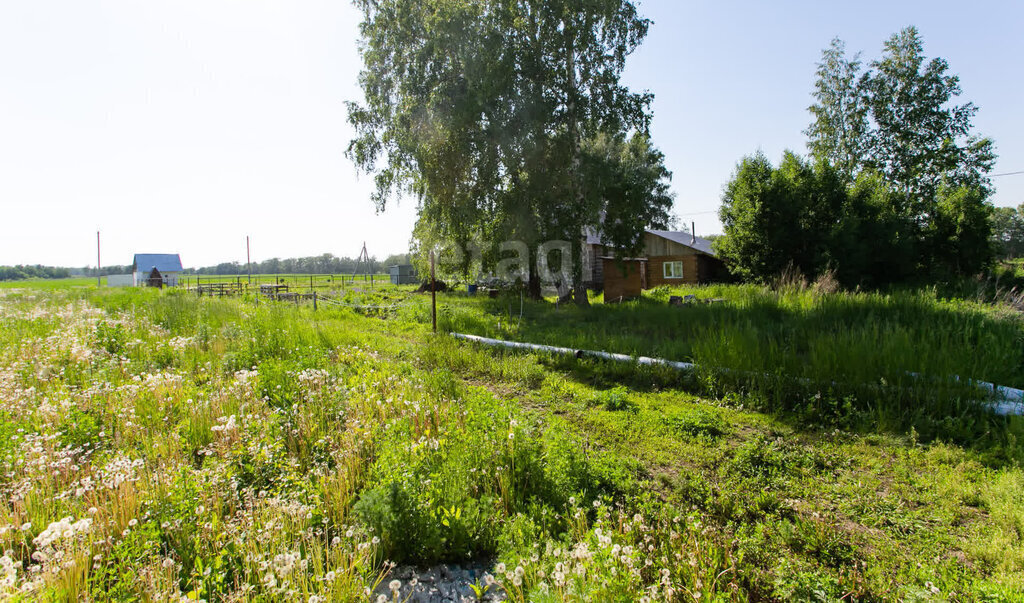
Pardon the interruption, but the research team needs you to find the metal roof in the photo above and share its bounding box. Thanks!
[646,230,717,257]
[133,254,183,272]
[585,229,717,257]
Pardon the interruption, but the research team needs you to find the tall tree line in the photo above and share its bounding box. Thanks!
[991,204,1024,260]
[188,253,411,276]
[716,27,997,286]
[0,265,73,281]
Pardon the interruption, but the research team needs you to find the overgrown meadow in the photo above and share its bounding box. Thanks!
[0,283,1023,601]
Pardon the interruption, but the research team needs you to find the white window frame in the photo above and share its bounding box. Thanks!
[663,260,684,279]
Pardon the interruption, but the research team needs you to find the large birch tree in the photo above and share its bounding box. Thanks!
[346,0,661,305]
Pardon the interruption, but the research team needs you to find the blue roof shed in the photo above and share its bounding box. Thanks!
[132,254,183,272]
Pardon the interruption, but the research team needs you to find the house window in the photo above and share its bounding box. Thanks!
[663,261,684,279]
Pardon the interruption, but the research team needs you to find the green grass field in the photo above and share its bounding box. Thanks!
[440,284,1024,456]
[0,283,1022,600]
[0,277,103,289]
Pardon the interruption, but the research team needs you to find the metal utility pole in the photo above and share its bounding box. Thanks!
[96,231,101,287]
[246,236,251,284]
[430,250,437,334]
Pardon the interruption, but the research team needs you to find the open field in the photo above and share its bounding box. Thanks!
[0,278,104,290]
[0,284,1022,600]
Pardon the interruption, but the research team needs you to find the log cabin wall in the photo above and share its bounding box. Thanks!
[601,257,645,301]
[646,254,700,286]
[643,233,728,286]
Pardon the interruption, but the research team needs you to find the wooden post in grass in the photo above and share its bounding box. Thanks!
[313,291,317,311]
[431,250,437,333]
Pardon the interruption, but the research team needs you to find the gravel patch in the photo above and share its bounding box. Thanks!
[372,562,506,602]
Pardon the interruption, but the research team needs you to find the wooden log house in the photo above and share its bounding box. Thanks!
[591,230,726,301]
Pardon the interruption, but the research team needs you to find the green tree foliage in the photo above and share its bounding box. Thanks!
[346,0,659,305]
[990,205,1024,259]
[805,39,870,181]
[716,152,846,282]
[839,173,918,284]
[715,153,790,282]
[716,152,991,285]
[807,27,996,199]
[582,132,675,259]
[0,265,72,281]
[864,27,995,204]
[927,185,994,276]
[189,254,395,275]
[718,27,996,286]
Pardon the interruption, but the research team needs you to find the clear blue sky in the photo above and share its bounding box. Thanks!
[1,1,1021,267]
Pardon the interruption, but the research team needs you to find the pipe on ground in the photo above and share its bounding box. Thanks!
[449,333,1024,416]
[450,333,695,371]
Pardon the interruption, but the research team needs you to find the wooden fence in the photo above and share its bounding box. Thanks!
[184,273,387,296]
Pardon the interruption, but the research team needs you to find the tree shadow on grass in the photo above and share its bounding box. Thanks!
[532,349,1024,469]
[444,289,1024,466]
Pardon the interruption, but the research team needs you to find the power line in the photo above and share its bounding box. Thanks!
[992,170,1024,177]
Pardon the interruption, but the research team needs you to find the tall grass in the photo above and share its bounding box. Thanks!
[1,285,1023,598]
[440,284,1024,452]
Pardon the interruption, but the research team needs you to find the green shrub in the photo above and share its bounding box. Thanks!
[661,406,729,438]
[94,320,128,355]
[590,386,635,412]
[58,409,104,450]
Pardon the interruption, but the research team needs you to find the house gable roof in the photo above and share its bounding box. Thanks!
[133,254,183,272]
[585,229,718,257]
[646,230,717,257]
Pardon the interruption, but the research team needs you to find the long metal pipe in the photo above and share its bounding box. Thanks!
[451,332,695,371]
[450,333,1024,416]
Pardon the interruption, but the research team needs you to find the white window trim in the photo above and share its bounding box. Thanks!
[663,261,684,279]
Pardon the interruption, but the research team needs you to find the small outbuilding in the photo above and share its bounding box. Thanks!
[106,274,133,287]
[389,264,418,285]
[146,267,165,288]
[601,257,647,302]
[132,254,183,287]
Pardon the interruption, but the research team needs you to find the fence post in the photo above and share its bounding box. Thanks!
[313,291,317,311]
[431,250,437,334]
